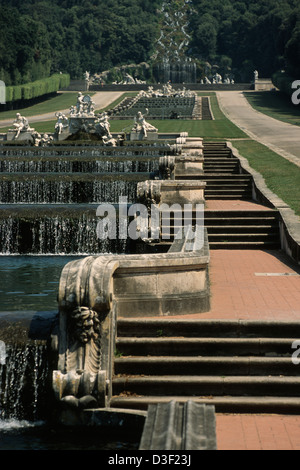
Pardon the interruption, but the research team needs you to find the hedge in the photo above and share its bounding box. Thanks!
[272,71,296,97]
[5,73,70,103]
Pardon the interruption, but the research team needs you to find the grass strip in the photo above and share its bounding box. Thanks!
[0,92,246,139]
[0,92,93,120]
[244,91,300,127]
[231,139,300,216]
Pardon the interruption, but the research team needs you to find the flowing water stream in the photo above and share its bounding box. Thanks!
[0,144,166,448]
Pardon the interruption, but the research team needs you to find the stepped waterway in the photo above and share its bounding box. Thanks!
[0,143,179,254]
[0,139,174,428]
[1,134,299,451]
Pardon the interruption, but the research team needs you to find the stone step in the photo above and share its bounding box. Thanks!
[204,170,241,175]
[114,356,296,376]
[116,337,295,357]
[204,162,238,166]
[204,210,279,218]
[110,396,300,414]
[206,225,279,234]
[116,319,300,339]
[205,195,252,200]
[205,184,252,190]
[161,227,279,238]
[209,240,280,249]
[112,375,300,397]
[162,222,278,231]
[204,216,279,224]
[198,174,251,179]
[158,212,278,222]
[205,188,251,194]
[208,230,279,240]
[207,233,279,242]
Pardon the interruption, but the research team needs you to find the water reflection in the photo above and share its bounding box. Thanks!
[0,420,139,450]
[0,256,84,311]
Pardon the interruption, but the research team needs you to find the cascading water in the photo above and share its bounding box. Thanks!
[0,177,140,204]
[0,140,173,440]
[153,0,197,83]
[0,156,159,173]
[0,342,51,421]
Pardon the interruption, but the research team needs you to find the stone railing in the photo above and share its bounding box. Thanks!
[53,227,210,411]
[227,141,300,264]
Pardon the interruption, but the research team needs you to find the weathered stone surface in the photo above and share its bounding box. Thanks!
[139,401,217,450]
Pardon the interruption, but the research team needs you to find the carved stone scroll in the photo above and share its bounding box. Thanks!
[53,256,119,408]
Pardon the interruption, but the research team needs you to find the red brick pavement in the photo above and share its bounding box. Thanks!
[203,249,300,321]
[177,200,300,449]
[216,414,300,450]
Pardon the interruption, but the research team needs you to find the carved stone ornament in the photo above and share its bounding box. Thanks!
[137,181,162,209]
[159,155,176,180]
[69,306,100,344]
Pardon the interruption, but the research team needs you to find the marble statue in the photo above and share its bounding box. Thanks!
[133,110,158,138]
[40,133,54,147]
[55,112,69,135]
[11,113,31,138]
[95,111,112,139]
[76,92,85,115]
[84,71,90,91]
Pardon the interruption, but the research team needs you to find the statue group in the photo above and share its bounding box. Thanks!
[8,91,159,145]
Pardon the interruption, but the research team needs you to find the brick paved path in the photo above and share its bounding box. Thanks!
[216,414,300,450]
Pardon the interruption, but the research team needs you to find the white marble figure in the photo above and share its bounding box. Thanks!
[84,71,90,91]
[75,93,95,117]
[133,109,158,138]
[55,112,69,135]
[40,133,54,147]
[76,92,85,115]
[12,113,31,138]
[95,112,112,138]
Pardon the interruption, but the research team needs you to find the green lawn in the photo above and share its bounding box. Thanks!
[0,92,91,120]
[244,90,300,127]
[0,120,57,134]
[0,92,248,139]
[110,94,247,139]
[0,89,299,217]
[231,139,300,217]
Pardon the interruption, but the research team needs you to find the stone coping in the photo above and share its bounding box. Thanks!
[227,141,300,263]
[58,227,210,318]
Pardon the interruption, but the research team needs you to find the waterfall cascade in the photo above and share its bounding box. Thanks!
[0,143,180,255]
[0,139,177,424]
[153,0,197,84]
[0,130,207,445]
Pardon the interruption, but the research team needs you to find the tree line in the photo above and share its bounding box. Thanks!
[189,0,300,81]
[0,0,300,86]
[0,0,162,86]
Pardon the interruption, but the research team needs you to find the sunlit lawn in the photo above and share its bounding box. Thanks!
[0,92,90,120]
[231,139,300,217]
[244,90,300,127]
[1,89,299,218]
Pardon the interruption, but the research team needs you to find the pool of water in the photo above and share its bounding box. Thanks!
[0,255,84,312]
[0,419,139,450]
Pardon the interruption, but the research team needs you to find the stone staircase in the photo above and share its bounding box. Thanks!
[110,319,300,414]
[168,140,281,249]
[201,97,213,120]
[201,141,252,199]
[205,210,280,249]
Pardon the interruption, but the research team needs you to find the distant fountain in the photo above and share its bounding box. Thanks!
[155,58,197,84]
[152,0,197,84]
